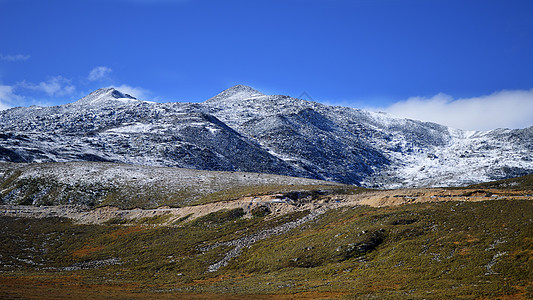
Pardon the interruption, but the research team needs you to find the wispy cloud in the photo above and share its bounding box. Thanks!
[381,89,533,131]
[88,66,112,81]
[0,53,31,62]
[109,84,149,99]
[0,84,24,110]
[0,102,9,110]
[19,76,76,97]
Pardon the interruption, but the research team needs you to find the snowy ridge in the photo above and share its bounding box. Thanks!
[205,85,265,104]
[71,88,138,107]
[0,85,532,188]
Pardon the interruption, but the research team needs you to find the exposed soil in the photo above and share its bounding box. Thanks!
[1,188,531,225]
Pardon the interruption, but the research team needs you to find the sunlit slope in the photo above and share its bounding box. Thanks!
[0,161,346,209]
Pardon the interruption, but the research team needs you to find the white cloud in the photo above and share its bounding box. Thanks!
[88,66,112,81]
[0,84,24,110]
[382,89,533,131]
[0,53,30,61]
[109,84,149,99]
[20,76,76,96]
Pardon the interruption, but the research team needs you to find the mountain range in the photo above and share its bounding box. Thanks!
[1,85,532,188]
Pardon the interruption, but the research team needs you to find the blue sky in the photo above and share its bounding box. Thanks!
[1,0,533,130]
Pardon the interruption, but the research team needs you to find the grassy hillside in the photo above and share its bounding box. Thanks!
[468,173,533,190]
[1,199,531,299]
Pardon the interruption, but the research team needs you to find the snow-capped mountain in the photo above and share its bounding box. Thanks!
[1,85,531,188]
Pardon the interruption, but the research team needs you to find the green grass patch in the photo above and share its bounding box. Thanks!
[173,213,193,225]
[1,199,532,299]
[251,205,271,218]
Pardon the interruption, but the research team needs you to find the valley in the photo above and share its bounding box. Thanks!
[1,172,532,299]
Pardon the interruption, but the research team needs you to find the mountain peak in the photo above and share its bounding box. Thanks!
[73,88,137,107]
[224,84,261,94]
[91,88,136,100]
[206,85,265,103]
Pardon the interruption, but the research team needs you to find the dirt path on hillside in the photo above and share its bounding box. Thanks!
[1,188,531,225]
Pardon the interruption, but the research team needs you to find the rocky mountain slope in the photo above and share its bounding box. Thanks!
[1,85,532,188]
